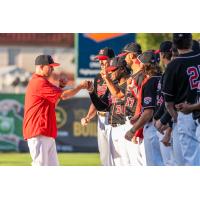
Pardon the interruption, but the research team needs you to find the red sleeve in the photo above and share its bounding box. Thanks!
[39,79,62,103]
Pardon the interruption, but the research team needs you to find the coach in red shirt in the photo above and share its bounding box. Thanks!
[23,55,88,166]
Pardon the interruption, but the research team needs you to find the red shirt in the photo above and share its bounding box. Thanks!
[23,74,62,140]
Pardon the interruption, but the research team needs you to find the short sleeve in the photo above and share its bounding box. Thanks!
[142,78,157,109]
[162,62,177,102]
[39,80,62,104]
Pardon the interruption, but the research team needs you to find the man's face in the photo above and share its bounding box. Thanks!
[41,65,54,77]
[99,59,110,70]
[125,53,133,66]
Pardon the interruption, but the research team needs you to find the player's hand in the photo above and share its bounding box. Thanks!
[125,128,135,141]
[86,81,94,92]
[161,127,172,146]
[79,80,90,89]
[131,135,138,144]
[81,117,90,126]
[175,102,193,114]
[154,119,167,134]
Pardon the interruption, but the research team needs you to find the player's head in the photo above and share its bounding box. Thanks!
[35,55,60,77]
[172,45,179,59]
[158,41,173,64]
[137,50,161,76]
[118,42,142,70]
[95,47,115,69]
[106,56,129,81]
[192,40,200,53]
[173,33,192,50]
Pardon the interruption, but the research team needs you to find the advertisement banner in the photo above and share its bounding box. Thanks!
[76,33,135,79]
[0,94,98,152]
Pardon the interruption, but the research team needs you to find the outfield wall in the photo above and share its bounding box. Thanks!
[0,94,98,152]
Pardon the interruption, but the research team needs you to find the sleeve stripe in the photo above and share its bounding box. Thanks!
[162,91,174,96]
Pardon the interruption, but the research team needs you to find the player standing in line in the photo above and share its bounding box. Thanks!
[23,55,88,166]
[153,41,176,165]
[81,47,115,166]
[125,51,164,166]
[87,56,131,165]
[163,33,200,165]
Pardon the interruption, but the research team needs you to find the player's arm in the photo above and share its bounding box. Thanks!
[81,103,97,127]
[60,80,88,100]
[175,102,200,114]
[129,108,154,133]
[100,69,125,99]
[162,61,178,122]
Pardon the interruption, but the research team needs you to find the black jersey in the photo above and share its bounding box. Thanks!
[93,73,110,112]
[125,70,145,118]
[94,73,107,97]
[162,51,200,119]
[142,75,161,113]
[89,81,127,126]
[108,82,127,125]
[163,51,200,104]
[154,73,173,126]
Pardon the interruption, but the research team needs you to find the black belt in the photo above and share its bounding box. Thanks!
[111,123,124,127]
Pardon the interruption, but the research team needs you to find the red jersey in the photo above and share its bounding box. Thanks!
[23,74,62,140]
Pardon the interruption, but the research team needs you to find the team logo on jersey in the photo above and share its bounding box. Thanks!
[144,97,152,105]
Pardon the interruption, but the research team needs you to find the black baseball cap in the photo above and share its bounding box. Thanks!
[106,56,127,72]
[137,50,159,65]
[159,41,173,53]
[118,42,142,57]
[95,47,115,60]
[35,55,60,67]
[173,33,192,40]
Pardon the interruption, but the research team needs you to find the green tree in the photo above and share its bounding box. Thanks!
[136,33,200,51]
[136,33,172,51]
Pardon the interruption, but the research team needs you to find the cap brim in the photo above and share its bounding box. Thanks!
[106,66,118,72]
[118,52,128,57]
[49,63,60,67]
[94,55,109,60]
[154,49,160,54]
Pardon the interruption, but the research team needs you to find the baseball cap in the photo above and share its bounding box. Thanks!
[106,57,127,72]
[95,47,115,60]
[118,42,142,57]
[159,41,173,53]
[137,50,159,65]
[173,33,192,40]
[35,55,60,67]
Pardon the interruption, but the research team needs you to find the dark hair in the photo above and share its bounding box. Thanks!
[173,34,192,49]
[143,63,162,76]
[161,52,172,61]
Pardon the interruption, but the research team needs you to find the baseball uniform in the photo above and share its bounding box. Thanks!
[163,50,200,165]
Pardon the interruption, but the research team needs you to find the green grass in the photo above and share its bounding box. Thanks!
[0,153,101,166]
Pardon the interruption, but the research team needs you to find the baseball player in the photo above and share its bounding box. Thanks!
[23,55,88,166]
[117,43,147,165]
[153,41,176,165]
[163,33,200,165]
[88,56,131,165]
[125,50,164,166]
[81,47,115,166]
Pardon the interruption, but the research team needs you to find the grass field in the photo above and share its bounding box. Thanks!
[0,153,101,166]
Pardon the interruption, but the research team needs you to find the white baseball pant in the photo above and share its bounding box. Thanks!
[27,135,59,166]
[177,112,200,165]
[121,118,146,166]
[171,122,185,165]
[143,122,164,166]
[156,131,176,166]
[97,113,112,166]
